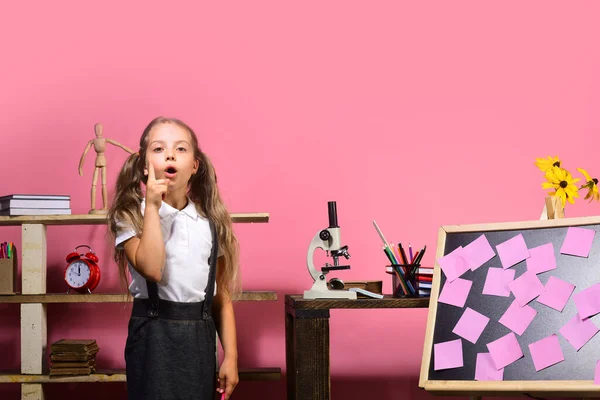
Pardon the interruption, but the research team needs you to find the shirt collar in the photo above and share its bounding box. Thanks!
[141,197,199,220]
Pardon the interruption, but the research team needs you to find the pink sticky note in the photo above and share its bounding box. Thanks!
[482,267,515,297]
[464,234,496,271]
[496,234,530,269]
[499,299,537,336]
[486,332,524,370]
[508,271,545,306]
[561,227,596,258]
[475,353,504,381]
[434,339,463,370]
[595,361,600,385]
[438,246,469,282]
[452,307,490,344]
[537,276,575,312]
[438,278,473,308]
[573,284,600,319]
[526,243,557,274]
[559,313,599,351]
[528,334,564,372]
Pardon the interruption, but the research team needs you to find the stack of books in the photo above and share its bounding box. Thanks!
[0,194,71,216]
[49,339,99,376]
[417,266,433,297]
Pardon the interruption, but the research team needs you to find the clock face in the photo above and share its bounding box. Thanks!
[66,261,91,288]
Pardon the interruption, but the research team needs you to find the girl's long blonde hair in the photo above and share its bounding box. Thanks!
[107,117,241,299]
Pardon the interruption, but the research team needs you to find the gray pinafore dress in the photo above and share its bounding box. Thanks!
[125,221,218,400]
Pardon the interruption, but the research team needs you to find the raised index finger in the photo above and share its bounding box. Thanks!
[147,160,156,181]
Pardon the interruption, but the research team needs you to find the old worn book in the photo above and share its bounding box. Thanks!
[50,352,98,362]
[51,339,98,352]
[49,366,95,376]
[50,339,99,364]
[50,360,96,369]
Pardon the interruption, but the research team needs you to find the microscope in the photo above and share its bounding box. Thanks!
[303,201,357,300]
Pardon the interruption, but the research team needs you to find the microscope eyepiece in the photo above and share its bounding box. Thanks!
[328,201,339,228]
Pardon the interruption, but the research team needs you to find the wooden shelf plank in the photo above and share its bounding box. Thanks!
[0,368,281,383]
[285,294,429,310]
[0,291,277,303]
[238,368,281,381]
[0,213,269,226]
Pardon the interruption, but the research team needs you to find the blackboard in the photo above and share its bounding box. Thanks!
[419,216,600,397]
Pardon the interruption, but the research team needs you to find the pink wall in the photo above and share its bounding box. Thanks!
[2,1,600,399]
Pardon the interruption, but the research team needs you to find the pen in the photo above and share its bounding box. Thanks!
[7,242,12,259]
[409,243,413,263]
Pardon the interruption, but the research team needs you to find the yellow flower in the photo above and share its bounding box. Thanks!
[542,166,580,207]
[577,168,600,202]
[535,156,561,172]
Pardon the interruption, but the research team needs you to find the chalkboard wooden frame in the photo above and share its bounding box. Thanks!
[419,216,600,398]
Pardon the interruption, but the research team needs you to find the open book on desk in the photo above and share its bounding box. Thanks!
[348,288,384,299]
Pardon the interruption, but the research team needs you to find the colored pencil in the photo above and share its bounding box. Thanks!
[373,220,391,248]
[415,245,427,265]
[383,245,398,265]
[391,244,402,265]
[412,250,420,264]
[392,265,411,296]
[395,265,416,295]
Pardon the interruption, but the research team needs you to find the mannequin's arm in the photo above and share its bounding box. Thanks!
[106,138,134,154]
[78,140,93,176]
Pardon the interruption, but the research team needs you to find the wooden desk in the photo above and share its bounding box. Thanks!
[285,294,429,400]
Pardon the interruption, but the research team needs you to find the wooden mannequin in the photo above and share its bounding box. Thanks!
[79,123,134,214]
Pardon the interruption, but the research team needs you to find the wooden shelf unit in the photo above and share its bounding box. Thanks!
[0,213,269,226]
[0,212,279,400]
[0,368,282,383]
[0,291,277,303]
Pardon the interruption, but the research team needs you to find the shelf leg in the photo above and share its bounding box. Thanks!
[21,224,47,294]
[21,383,44,400]
[21,303,47,374]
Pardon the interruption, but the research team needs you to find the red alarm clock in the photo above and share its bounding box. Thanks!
[64,245,101,293]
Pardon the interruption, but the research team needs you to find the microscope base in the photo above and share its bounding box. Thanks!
[303,278,357,300]
[303,289,357,300]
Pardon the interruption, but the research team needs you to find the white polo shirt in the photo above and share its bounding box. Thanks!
[115,198,219,303]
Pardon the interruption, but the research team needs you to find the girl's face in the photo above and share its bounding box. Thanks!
[145,123,199,192]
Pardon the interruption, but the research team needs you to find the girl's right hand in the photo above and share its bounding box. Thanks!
[145,161,170,210]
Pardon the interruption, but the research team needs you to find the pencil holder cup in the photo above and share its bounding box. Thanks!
[0,254,18,294]
[389,264,419,298]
